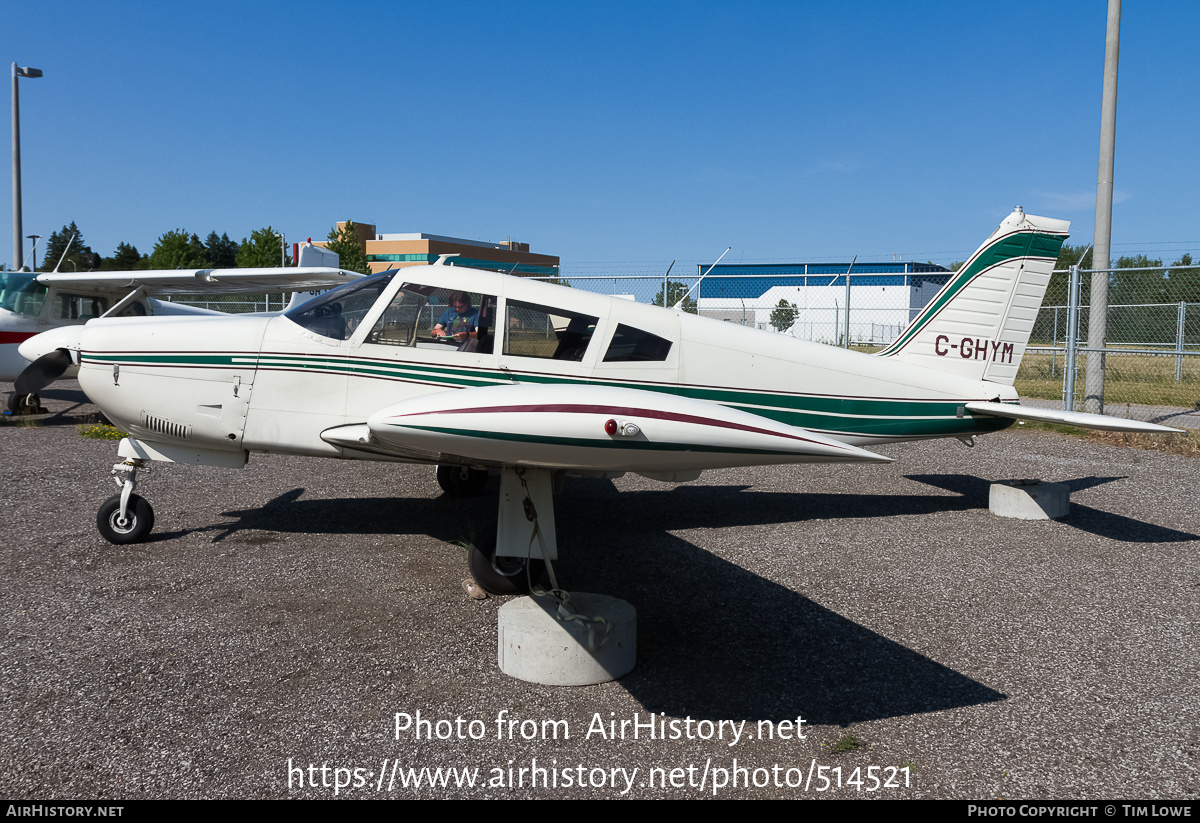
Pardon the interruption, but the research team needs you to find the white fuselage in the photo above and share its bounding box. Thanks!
[74,264,1016,474]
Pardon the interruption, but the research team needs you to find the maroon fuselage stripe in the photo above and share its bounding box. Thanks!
[388,403,854,450]
[0,331,37,345]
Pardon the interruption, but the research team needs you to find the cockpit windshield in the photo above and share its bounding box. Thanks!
[0,271,49,317]
[284,271,396,340]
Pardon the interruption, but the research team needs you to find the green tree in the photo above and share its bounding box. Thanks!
[323,221,371,275]
[40,221,99,272]
[149,229,207,269]
[237,226,290,268]
[651,280,697,314]
[205,231,239,269]
[769,299,798,332]
[101,242,147,271]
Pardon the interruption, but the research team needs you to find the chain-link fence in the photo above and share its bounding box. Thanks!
[545,263,1200,423]
[1020,265,1200,421]
[165,294,290,313]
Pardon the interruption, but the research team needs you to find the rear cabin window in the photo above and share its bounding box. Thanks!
[603,324,673,362]
[504,300,598,361]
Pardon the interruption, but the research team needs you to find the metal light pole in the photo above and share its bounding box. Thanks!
[1085,0,1120,414]
[12,63,43,271]
[27,233,40,270]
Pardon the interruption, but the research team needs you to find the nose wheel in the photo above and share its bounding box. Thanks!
[97,494,154,544]
[97,458,155,544]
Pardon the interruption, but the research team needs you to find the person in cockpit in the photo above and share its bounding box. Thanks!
[432,291,480,348]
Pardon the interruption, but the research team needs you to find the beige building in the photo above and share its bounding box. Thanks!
[321,222,559,276]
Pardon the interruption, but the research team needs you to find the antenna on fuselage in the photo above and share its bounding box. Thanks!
[674,247,730,310]
[51,233,76,273]
[433,253,461,266]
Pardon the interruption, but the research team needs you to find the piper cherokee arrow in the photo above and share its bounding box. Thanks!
[20,209,1179,594]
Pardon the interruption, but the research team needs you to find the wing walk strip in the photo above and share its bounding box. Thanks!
[80,350,1003,438]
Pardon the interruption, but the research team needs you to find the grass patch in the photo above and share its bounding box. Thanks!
[824,733,862,754]
[1016,348,1200,407]
[1014,420,1200,457]
[78,422,127,440]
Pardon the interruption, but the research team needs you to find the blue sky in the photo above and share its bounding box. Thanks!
[4,1,1198,273]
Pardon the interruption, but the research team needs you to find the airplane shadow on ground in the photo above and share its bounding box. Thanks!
[906,474,1199,543]
[201,481,1009,726]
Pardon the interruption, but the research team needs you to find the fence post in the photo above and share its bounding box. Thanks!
[1063,264,1081,411]
[1177,301,1186,382]
[1052,305,1059,376]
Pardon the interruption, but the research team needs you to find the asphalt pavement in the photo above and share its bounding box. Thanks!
[2,383,1198,799]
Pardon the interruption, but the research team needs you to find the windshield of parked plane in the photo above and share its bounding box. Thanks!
[285,272,396,340]
[0,271,49,316]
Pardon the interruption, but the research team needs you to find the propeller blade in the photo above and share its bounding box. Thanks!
[13,349,73,396]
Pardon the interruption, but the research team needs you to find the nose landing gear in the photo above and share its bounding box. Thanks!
[97,458,154,545]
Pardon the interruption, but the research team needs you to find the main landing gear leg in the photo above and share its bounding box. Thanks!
[467,467,555,595]
[97,458,155,545]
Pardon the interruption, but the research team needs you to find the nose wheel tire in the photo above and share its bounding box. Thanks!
[466,527,545,595]
[97,494,155,545]
[437,465,489,497]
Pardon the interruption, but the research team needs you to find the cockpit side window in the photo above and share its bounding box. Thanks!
[504,300,598,361]
[285,272,396,340]
[366,283,497,354]
[603,324,673,362]
[57,293,110,321]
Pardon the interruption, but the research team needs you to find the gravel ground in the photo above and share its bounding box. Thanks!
[2,382,1198,799]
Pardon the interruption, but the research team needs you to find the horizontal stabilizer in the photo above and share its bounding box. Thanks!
[964,401,1184,433]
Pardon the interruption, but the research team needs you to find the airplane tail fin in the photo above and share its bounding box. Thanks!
[876,208,1069,385]
[286,241,343,311]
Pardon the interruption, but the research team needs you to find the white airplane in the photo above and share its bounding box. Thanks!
[1,242,359,412]
[19,209,1179,594]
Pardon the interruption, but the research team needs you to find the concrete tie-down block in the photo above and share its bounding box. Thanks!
[498,593,636,685]
[989,479,1070,520]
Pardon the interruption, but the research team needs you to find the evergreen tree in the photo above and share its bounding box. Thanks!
[237,226,290,268]
[101,241,146,271]
[149,229,207,269]
[205,231,239,268]
[651,280,697,314]
[323,221,371,275]
[40,221,99,272]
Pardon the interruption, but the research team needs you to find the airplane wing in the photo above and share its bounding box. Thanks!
[34,267,363,297]
[320,383,892,471]
[964,401,1183,433]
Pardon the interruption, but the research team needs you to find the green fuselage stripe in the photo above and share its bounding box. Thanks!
[83,351,1010,438]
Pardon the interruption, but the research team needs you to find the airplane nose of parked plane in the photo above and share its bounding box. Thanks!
[18,325,84,364]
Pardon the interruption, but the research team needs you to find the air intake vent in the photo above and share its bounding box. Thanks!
[141,411,191,440]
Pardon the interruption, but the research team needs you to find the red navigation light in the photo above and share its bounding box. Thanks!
[604,419,618,435]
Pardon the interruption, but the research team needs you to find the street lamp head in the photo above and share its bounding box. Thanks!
[15,66,43,78]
